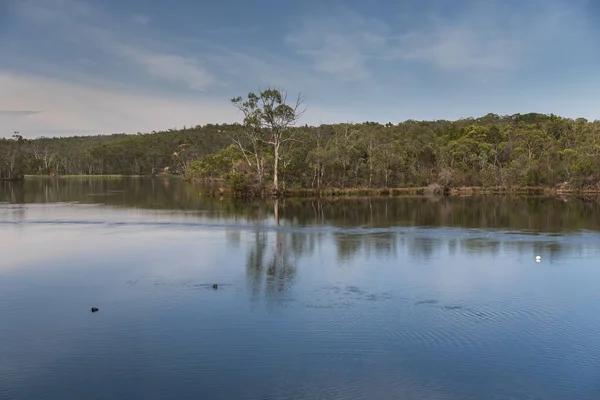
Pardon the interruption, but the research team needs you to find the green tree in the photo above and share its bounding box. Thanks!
[231,88,305,194]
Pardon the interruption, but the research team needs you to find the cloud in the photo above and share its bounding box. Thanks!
[132,14,151,25]
[7,0,353,109]
[286,1,589,79]
[14,0,216,91]
[399,29,518,72]
[395,1,585,73]
[115,46,216,91]
[285,10,391,81]
[0,0,356,137]
[16,0,93,22]
[0,110,42,116]
[0,70,357,138]
[0,71,236,137]
[285,6,521,81]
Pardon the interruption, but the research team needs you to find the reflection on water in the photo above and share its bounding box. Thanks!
[3,178,600,232]
[1,178,600,399]
[245,230,298,308]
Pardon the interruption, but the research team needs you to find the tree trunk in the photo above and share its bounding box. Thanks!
[368,140,373,187]
[385,167,389,187]
[273,140,280,193]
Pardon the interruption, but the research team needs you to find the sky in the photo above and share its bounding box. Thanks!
[0,0,599,138]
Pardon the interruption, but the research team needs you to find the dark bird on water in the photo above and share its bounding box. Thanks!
[212,284,218,289]
[91,307,99,313]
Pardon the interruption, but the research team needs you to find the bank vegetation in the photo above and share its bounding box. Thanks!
[2,89,600,197]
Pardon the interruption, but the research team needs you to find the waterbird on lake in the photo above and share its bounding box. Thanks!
[536,256,541,262]
[212,284,218,289]
[91,307,99,312]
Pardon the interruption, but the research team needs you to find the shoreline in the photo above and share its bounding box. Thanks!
[22,174,180,179]
[12,176,600,198]
[198,185,600,198]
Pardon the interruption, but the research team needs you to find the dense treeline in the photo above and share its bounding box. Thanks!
[0,134,26,180]
[187,112,600,193]
[2,111,600,192]
[0,125,237,179]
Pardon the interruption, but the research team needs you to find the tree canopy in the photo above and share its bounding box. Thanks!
[230,88,304,194]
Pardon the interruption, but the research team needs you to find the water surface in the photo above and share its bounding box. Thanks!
[1,178,600,399]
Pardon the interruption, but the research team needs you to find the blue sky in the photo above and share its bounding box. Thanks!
[1,0,599,137]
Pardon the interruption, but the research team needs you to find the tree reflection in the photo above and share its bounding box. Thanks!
[3,178,600,233]
[3,179,600,265]
[225,230,241,248]
[406,237,441,261]
[461,238,501,257]
[0,181,26,222]
[244,200,298,307]
[1,181,25,204]
[246,231,297,306]
[235,225,600,283]
[365,232,396,258]
[334,234,362,262]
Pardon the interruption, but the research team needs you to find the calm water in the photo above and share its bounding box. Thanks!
[1,178,600,400]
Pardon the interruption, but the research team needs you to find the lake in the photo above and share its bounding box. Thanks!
[1,178,600,400]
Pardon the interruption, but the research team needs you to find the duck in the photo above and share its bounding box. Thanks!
[212,284,218,290]
[91,307,99,313]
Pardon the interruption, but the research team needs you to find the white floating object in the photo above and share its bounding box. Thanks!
[535,256,541,262]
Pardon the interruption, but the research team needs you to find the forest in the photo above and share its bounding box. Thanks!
[0,126,233,179]
[186,112,600,195]
[2,91,600,196]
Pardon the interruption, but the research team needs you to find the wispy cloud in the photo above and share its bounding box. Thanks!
[114,45,216,91]
[286,1,588,80]
[9,0,358,104]
[396,1,585,72]
[132,14,151,25]
[0,110,42,116]
[1,0,351,136]
[14,0,216,91]
[285,10,391,81]
[0,71,235,137]
[0,71,355,137]
[399,28,518,72]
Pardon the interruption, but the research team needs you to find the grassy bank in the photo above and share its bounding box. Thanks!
[286,186,580,197]
[197,185,600,198]
[24,174,181,179]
